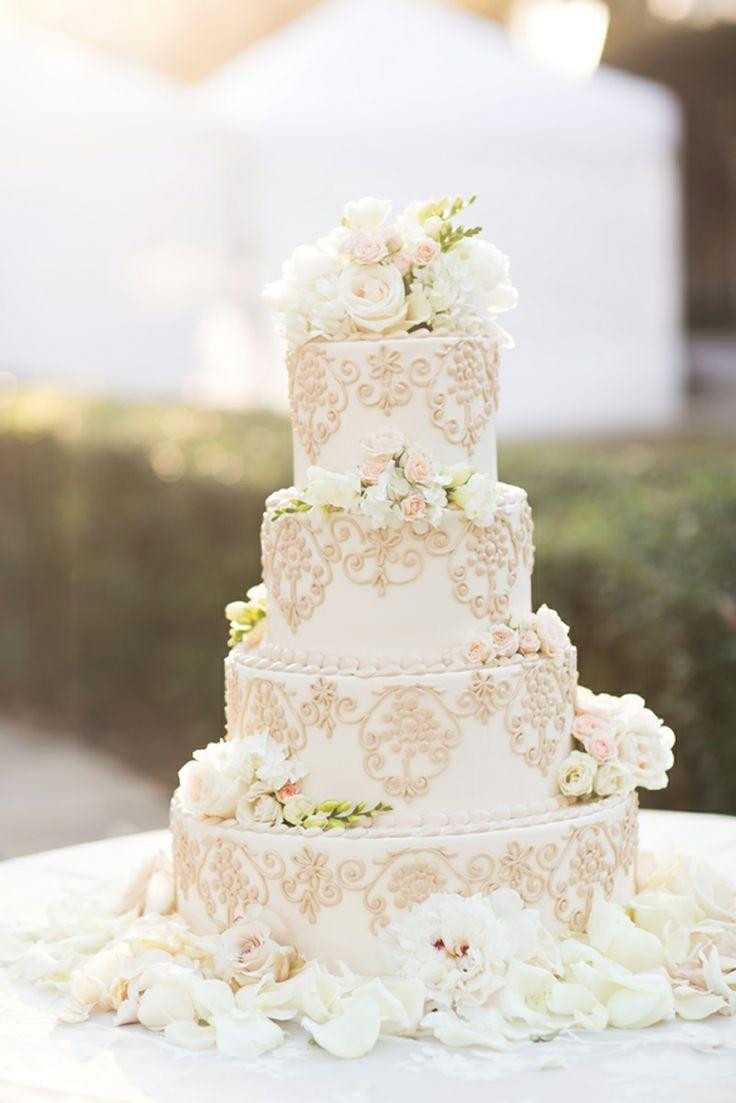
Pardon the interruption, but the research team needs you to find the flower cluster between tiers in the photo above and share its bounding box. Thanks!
[225,583,267,648]
[178,732,390,831]
[270,429,498,530]
[4,853,735,1060]
[460,605,571,666]
[557,687,676,800]
[263,195,517,345]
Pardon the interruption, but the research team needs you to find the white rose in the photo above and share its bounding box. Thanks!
[450,472,497,526]
[235,786,283,827]
[343,197,392,231]
[178,757,248,819]
[462,632,491,665]
[303,466,361,511]
[594,759,636,798]
[487,623,520,659]
[612,708,675,790]
[534,605,570,657]
[282,794,315,826]
[361,429,406,458]
[214,913,299,986]
[557,751,597,799]
[338,263,408,333]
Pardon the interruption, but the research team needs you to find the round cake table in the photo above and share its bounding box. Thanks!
[1,810,735,1103]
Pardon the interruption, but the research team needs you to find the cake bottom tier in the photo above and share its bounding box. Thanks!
[172,793,638,975]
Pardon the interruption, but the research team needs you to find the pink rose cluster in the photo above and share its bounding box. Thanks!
[460,606,569,668]
[558,686,676,802]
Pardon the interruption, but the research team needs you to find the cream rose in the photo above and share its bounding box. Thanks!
[450,472,497,526]
[178,759,247,819]
[303,467,361,511]
[414,238,440,267]
[558,751,597,799]
[401,493,426,521]
[338,263,408,333]
[347,230,388,265]
[236,786,283,827]
[488,623,520,659]
[518,629,541,655]
[358,458,387,485]
[214,913,300,986]
[361,429,406,458]
[534,605,570,657]
[594,759,635,797]
[463,633,491,666]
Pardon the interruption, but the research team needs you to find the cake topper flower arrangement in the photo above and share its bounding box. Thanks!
[264,195,517,345]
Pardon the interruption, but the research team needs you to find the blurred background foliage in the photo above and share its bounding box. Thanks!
[1,388,734,812]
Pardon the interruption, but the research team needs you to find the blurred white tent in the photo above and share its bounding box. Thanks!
[0,0,683,433]
[0,9,263,406]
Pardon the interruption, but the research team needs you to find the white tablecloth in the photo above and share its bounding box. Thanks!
[1,811,736,1103]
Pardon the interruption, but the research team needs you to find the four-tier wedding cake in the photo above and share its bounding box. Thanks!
[171,196,675,976]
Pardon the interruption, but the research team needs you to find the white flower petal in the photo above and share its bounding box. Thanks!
[213,1009,283,1059]
[302,996,382,1059]
[165,1019,216,1051]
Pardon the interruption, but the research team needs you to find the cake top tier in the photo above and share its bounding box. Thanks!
[264,194,517,347]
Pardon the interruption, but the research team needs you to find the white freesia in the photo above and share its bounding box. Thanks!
[534,605,571,657]
[338,262,408,333]
[450,471,497,526]
[558,750,597,799]
[303,466,361,511]
[343,196,392,231]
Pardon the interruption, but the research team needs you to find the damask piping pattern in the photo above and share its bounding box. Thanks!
[261,498,534,634]
[172,794,637,934]
[288,337,500,464]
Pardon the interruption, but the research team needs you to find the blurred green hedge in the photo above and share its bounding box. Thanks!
[1,389,735,811]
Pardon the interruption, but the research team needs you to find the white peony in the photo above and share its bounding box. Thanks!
[343,196,392,232]
[612,707,675,791]
[534,605,571,657]
[450,472,497,526]
[338,263,408,333]
[387,889,546,1011]
[557,751,597,799]
[303,466,361,511]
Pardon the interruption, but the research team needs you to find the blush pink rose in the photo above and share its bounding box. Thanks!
[404,450,435,485]
[463,634,491,665]
[359,458,387,485]
[518,629,541,655]
[414,238,440,267]
[347,230,388,265]
[391,252,412,276]
[488,624,520,659]
[586,736,616,763]
[401,493,426,521]
[574,713,612,743]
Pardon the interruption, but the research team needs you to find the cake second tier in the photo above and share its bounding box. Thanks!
[288,334,500,486]
[261,482,533,660]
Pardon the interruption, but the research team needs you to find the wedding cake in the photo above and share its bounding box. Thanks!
[171,196,674,976]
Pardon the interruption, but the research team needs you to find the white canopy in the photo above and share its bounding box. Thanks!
[0,0,683,433]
